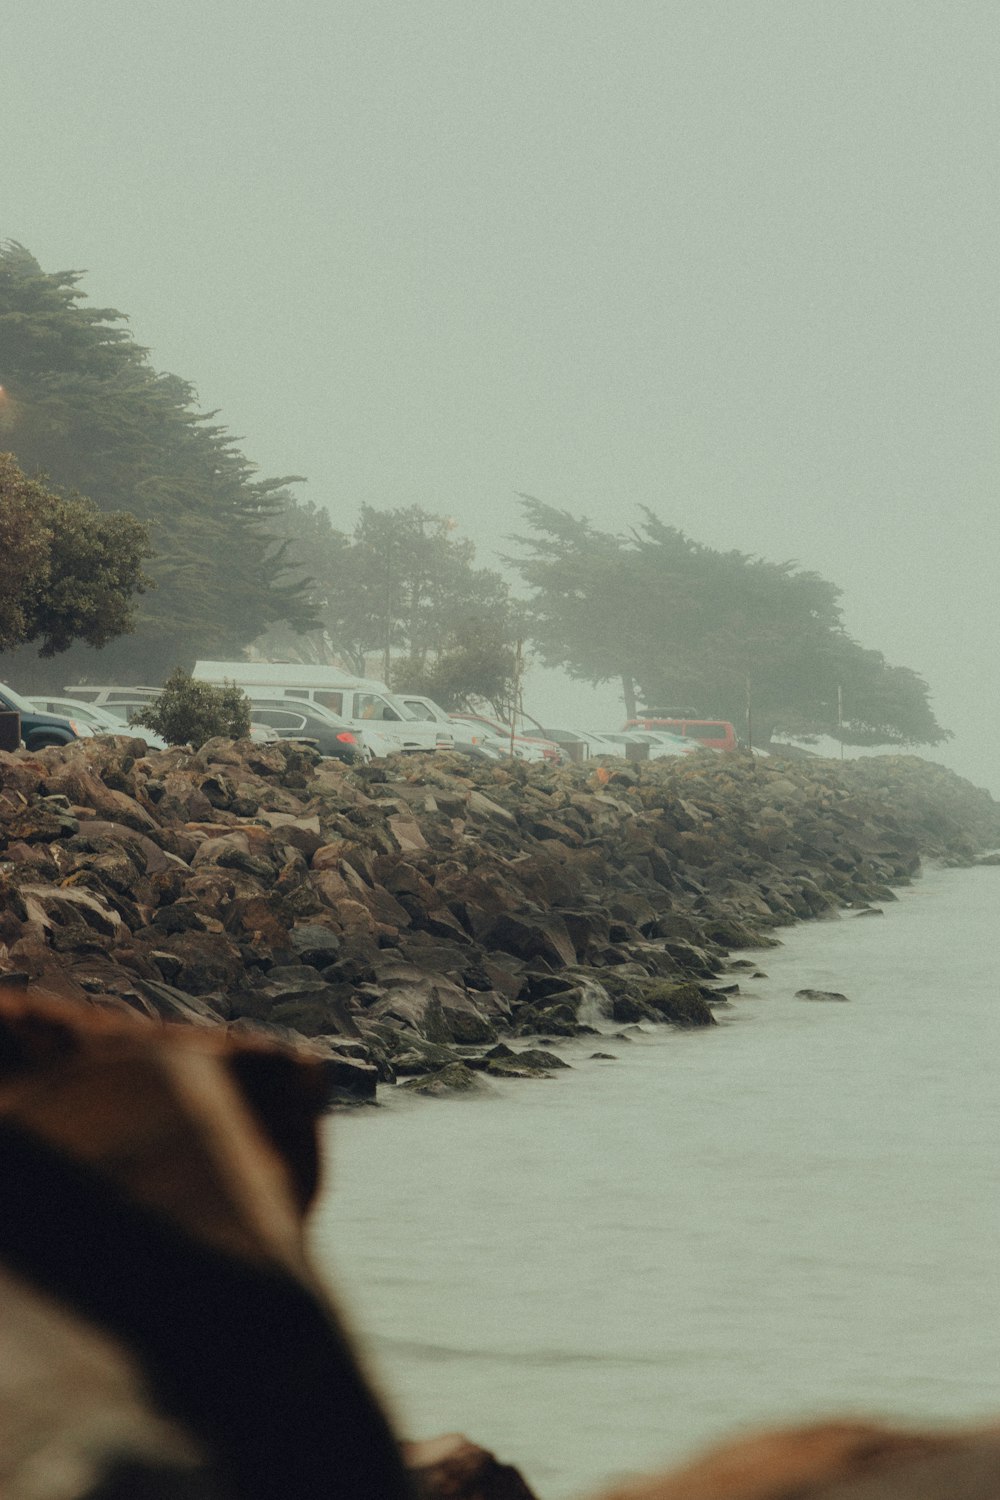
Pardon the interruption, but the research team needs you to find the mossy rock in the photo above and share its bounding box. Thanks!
[484,1045,570,1077]
[398,1062,485,1095]
[641,981,716,1028]
[512,1002,580,1036]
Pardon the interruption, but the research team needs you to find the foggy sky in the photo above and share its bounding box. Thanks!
[5,2,998,789]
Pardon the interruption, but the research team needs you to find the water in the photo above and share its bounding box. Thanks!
[311,865,1000,1497]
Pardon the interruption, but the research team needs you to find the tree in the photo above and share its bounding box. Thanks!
[135,669,251,747]
[259,499,522,689]
[0,241,315,685]
[510,497,949,748]
[0,452,150,655]
[389,622,520,717]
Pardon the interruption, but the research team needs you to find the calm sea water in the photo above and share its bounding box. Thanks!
[311,864,1000,1498]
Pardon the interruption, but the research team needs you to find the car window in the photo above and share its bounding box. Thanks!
[357,693,400,721]
[253,709,306,730]
[309,691,343,714]
[400,699,430,720]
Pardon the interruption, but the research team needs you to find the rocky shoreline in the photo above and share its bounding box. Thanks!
[1,738,997,1105]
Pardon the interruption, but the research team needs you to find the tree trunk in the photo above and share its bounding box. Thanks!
[622,675,637,721]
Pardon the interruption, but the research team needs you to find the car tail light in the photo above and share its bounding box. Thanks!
[336,732,357,744]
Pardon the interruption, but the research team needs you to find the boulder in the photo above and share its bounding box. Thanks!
[642,981,717,1028]
[289,922,342,967]
[481,911,577,970]
[403,1433,538,1498]
[398,1061,485,1095]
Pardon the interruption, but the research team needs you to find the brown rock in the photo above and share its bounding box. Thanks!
[405,1433,539,1498]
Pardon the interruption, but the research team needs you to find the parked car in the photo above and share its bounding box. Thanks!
[448,712,563,764]
[595,731,694,760]
[63,685,161,715]
[28,696,169,750]
[618,729,700,757]
[192,662,454,754]
[538,727,631,760]
[225,697,370,763]
[0,683,90,750]
[64,685,282,750]
[624,713,737,752]
[393,694,503,759]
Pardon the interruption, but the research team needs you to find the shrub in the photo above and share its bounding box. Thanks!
[136,669,252,747]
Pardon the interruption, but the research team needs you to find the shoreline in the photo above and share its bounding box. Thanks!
[0,738,997,1104]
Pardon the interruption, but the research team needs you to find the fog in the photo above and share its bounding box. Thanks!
[5,2,998,788]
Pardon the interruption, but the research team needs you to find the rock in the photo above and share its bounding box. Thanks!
[289,922,342,967]
[611,993,656,1024]
[392,1038,464,1076]
[132,978,227,1026]
[367,966,498,1046]
[700,915,778,949]
[795,988,850,1002]
[511,1047,569,1071]
[480,1043,569,1078]
[403,1433,538,1499]
[0,730,997,1113]
[513,1002,581,1037]
[398,1062,485,1095]
[642,981,717,1027]
[0,984,411,1499]
[481,911,577,970]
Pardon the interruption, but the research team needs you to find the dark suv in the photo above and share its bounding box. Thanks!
[246,698,367,764]
[0,682,85,750]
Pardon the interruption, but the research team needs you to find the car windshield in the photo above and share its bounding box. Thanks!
[35,700,113,729]
[0,682,35,714]
[399,697,447,723]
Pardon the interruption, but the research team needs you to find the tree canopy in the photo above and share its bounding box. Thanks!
[0,241,314,683]
[258,500,522,707]
[510,497,948,747]
[0,452,150,656]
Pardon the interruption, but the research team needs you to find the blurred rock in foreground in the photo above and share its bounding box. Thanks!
[2,985,999,1498]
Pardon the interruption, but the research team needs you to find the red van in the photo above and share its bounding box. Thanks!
[624,715,738,752]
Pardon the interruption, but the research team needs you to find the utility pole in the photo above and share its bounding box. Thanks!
[837,683,844,760]
[745,674,753,752]
[382,543,394,685]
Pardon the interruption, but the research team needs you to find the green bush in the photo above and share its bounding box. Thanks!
[136,669,252,747]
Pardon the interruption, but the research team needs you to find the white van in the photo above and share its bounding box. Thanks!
[192,662,453,754]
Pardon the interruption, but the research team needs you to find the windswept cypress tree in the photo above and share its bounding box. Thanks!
[0,241,315,685]
[511,497,949,748]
